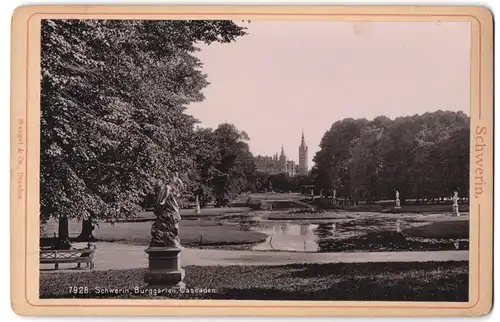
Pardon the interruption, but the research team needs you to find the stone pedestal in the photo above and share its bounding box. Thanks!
[144,247,185,289]
[395,200,401,209]
[452,204,460,217]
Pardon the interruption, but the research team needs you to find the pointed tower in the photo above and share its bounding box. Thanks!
[279,145,287,173]
[299,131,308,175]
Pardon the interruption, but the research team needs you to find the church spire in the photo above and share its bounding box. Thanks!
[279,145,287,173]
[298,130,308,174]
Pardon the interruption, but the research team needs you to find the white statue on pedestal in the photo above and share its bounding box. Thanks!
[333,189,336,199]
[395,190,401,209]
[195,195,201,214]
[452,191,460,216]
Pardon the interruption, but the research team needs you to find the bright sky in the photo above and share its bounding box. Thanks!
[186,21,471,167]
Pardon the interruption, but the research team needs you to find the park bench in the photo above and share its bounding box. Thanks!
[40,248,96,270]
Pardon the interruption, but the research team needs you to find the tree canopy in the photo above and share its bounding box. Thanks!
[188,124,256,207]
[41,19,246,228]
[311,111,470,202]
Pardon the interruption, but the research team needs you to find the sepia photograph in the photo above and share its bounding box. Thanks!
[36,17,474,302]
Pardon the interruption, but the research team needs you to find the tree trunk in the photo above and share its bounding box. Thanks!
[58,215,69,240]
[76,218,96,242]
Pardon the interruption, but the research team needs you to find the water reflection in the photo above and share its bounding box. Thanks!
[252,221,341,252]
[314,223,336,238]
[249,218,468,252]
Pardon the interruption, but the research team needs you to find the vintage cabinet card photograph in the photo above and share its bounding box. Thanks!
[10,5,493,316]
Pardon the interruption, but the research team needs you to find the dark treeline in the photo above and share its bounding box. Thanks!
[252,172,313,193]
[310,111,470,203]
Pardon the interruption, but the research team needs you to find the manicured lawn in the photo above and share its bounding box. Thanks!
[403,221,469,239]
[94,220,267,246]
[351,203,469,213]
[41,219,267,247]
[318,231,468,252]
[316,220,469,252]
[131,207,254,221]
[40,261,468,301]
[233,192,304,202]
[262,200,313,210]
[265,212,348,220]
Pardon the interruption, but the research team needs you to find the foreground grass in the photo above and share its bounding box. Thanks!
[40,261,468,301]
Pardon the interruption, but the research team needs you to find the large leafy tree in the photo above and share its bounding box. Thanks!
[187,127,219,207]
[311,118,367,196]
[210,124,256,207]
[171,123,257,209]
[347,124,386,201]
[41,19,246,239]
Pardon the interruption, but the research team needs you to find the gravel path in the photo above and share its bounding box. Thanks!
[40,242,468,272]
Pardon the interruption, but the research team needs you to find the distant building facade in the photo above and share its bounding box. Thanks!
[286,160,297,176]
[254,132,308,177]
[254,154,281,175]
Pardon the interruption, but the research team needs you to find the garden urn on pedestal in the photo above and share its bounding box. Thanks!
[144,173,185,289]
